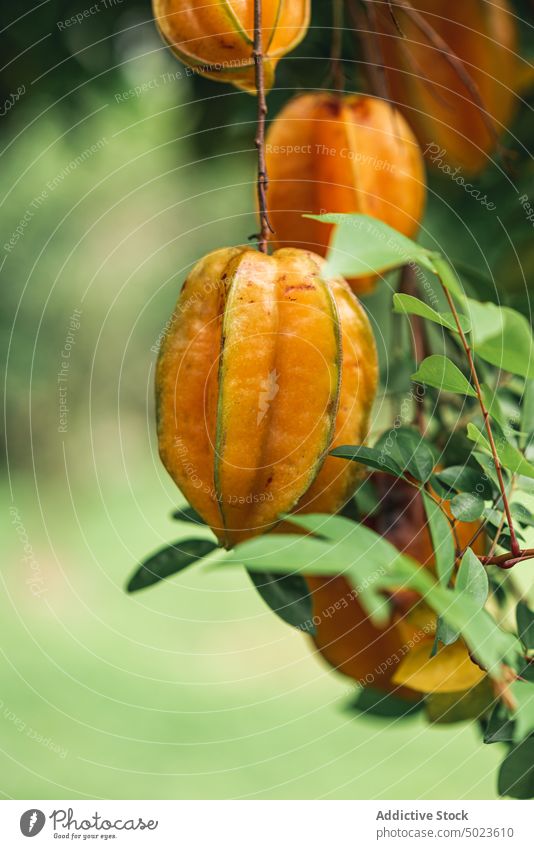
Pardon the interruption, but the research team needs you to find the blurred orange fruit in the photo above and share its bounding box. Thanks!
[265,92,426,295]
[307,476,486,699]
[371,0,518,173]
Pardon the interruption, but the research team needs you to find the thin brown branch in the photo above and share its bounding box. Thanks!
[486,478,517,561]
[253,0,271,253]
[481,548,534,570]
[394,473,458,540]
[486,511,507,559]
[439,277,520,558]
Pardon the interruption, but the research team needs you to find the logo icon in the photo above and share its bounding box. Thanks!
[257,369,279,425]
[20,810,46,837]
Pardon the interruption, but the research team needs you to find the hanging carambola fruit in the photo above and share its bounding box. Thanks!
[369,0,518,173]
[156,246,378,549]
[265,92,426,294]
[152,0,310,92]
[307,476,487,705]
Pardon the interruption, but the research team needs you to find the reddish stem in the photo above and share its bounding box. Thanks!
[481,549,534,570]
[439,282,520,558]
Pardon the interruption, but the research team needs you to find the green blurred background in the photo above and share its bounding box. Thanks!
[2,1,533,799]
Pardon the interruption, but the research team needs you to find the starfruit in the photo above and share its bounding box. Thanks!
[156,246,378,548]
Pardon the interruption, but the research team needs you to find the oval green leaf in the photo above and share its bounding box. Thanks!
[412,355,477,397]
[127,538,217,592]
[330,444,404,478]
[451,492,485,522]
[308,213,437,278]
[247,570,315,634]
[393,293,470,333]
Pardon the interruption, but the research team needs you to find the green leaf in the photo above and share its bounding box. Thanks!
[484,705,515,744]
[429,476,454,501]
[467,423,534,479]
[471,304,534,379]
[281,513,407,625]
[466,424,492,452]
[435,466,493,499]
[473,451,504,490]
[385,426,435,483]
[435,549,488,648]
[431,255,465,299]
[171,505,207,525]
[352,478,380,518]
[347,688,423,719]
[456,549,489,609]
[482,508,526,547]
[521,381,534,448]
[227,515,519,677]
[382,354,416,395]
[282,512,360,543]
[309,213,437,278]
[127,539,217,592]
[412,355,477,397]
[498,737,534,799]
[228,515,413,626]
[226,534,344,575]
[451,492,485,522]
[425,679,494,724]
[247,571,315,634]
[330,444,404,478]
[517,602,534,650]
[388,560,518,675]
[511,503,534,528]
[422,491,455,586]
[481,383,508,431]
[393,293,470,333]
[433,617,460,649]
[512,680,534,742]
[517,662,534,685]
[464,298,504,343]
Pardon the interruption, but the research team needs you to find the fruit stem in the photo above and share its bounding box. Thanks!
[253,0,271,254]
[331,0,345,92]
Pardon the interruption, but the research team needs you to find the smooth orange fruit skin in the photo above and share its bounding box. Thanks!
[156,247,378,548]
[295,274,378,516]
[307,476,485,697]
[372,0,518,174]
[265,92,426,294]
[152,0,310,92]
